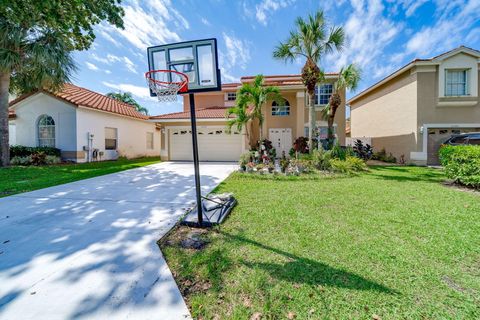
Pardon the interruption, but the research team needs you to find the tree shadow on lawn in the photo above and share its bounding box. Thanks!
[368,166,445,184]
[221,232,397,294]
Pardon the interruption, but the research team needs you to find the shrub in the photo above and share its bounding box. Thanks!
[10,145,61,158]
[293,136,309,154]
[30,152,47,166]
[239,152,253,168]
[10,156,32,166]
[345,156,368,172]
[312,149,332,171]
[330,157,367,174]
[372,148,396,163]
[353,140,373,160]
[45,155,62,165]
[439,145,480,188]
[331,144,355,160]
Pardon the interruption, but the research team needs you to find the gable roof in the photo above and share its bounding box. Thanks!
[348,46,480,105]
[240,73,339,87]
[150,106,232,120]
[9,83,149,120]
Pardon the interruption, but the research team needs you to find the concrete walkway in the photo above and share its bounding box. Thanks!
[0,162,237,320]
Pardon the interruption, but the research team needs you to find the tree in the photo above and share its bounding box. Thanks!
[237,75,283,140]
[106,91,149,115]
[273,10,344,153]
[322,64,361,149]
[226,103,253,147]
[0,1,125,166]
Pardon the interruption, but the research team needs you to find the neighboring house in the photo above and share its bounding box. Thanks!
[8,84,160,162]
[150,74,346,161]
[348,46,480,165]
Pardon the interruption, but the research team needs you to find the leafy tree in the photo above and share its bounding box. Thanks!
[228,75,282,143]
[106,91,149,115]
[226,103,253,147]
[273,10,344,153]
[322,64,361,148]
[0,1,125,166]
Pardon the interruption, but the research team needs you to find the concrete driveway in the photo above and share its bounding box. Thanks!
[0,162,237,320]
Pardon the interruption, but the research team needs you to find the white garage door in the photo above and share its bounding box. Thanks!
[169,127,243,161]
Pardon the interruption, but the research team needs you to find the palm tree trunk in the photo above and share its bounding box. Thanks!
[327,115,335,149]
[308,91,316,153]
[0,71,10,167]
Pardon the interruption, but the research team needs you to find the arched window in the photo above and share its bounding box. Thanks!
[272,99,290,116]
[37,115,55,147]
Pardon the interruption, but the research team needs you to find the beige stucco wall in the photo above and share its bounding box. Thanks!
[351,70,418,161]
[182,92,227,111]
[76,107,160,162]
[11,93,77,152]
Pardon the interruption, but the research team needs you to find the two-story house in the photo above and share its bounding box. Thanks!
[348,46,480,165]
[150,74,346,161]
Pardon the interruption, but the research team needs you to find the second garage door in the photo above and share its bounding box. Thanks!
[169,127,243,161]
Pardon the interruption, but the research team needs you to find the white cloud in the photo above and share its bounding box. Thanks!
[105,70,112,74]
[102,81,155,100]
[123,56,138,74]
[387,0,428,17]
[219,32,251,83]
[201,17,211,26]
[254,0,295,25]
[325,0,401,79]
[85,62,99,71]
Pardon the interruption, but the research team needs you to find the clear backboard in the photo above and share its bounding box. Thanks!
[146,38,221,95]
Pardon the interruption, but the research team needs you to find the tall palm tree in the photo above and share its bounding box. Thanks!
[226,103,253,147]
[0,21,76,166]
[106,91,149,115]
[273,10,344,153]
[322,64,361,148]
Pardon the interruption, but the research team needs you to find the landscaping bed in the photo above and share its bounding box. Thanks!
[161,166,480,319]
[0,156,161,197]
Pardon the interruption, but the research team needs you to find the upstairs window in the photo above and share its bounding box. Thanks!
[315,83,333,105]
[272,99,290,116]
[105,127,118,150]
[37,115,55,147]
[445,69,468,96]
[226,92,236,101]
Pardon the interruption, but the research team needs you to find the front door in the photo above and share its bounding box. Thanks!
[269,128,292,157]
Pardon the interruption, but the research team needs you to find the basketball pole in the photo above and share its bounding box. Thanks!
[188,93,203,226]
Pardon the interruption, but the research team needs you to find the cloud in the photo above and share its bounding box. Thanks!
[219,32,251,83]
[254,0,295,26]
[201,17,211,26]
[325,0,401,79]
[85,62,99,71]
[99,0,188,51]
[91,52,137,73]
[102,81,155,100]
[404,0,480,57]
[123,56,138,74]
[387,0,428,17]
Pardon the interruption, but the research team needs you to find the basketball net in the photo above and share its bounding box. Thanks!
[145,70,188,102]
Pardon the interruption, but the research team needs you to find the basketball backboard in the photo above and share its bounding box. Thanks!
[147,38,221,95]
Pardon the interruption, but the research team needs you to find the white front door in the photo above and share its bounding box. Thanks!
[269,128,292,157]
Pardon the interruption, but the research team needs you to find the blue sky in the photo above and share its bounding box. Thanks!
[74,0,480,116]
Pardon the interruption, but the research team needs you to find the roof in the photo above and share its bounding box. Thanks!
[348,46,480,105]
[150,106,232,120]
[9,83,149,120]
[8,109,16,119]
[240,73,339,87]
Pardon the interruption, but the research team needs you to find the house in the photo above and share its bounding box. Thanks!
[150,74,346,161]
[348,46,480,165]
[8,84,161,162]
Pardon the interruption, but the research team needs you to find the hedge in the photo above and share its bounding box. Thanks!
[439,145,480,188]
[10,145,61,159]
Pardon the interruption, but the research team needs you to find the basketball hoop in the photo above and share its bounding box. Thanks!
[145,70,188,102]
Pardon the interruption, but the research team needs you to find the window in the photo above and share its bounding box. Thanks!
[146,132,154,149]
[37,115,55,147]
[226,92,236,101]
[445,69,468,96]
[105,127,117,150]
[272,99,290,116]
[315,84,333,105]
[450,136,467,144]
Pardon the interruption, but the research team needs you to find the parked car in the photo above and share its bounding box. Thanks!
[443,132,480,146]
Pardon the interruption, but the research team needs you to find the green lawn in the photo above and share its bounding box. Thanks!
[162,166,480,319]
[0,157,161,197]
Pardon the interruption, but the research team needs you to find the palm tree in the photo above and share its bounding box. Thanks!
[273,10,344,153]
[0,21,76,166]
[322,64,361,148]
[226,103,253,147]
[106,91,149,115]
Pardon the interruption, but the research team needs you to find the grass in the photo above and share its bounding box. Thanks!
[0,156,161,197]
[162,166,480,319]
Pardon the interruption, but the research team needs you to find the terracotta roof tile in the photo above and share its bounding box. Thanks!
[9,83,148,120]
[150,106,232,120]
[8,109,16,119]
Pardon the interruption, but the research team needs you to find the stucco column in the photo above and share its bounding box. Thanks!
[296,90,306,138]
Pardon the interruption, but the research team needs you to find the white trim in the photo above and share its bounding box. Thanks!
[149,118,228,123]
[437,100,477,107]
[412,123,480,160]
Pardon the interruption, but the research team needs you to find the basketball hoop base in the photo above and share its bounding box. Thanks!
[181,195,237,227]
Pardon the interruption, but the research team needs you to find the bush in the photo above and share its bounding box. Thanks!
[439,145,480,188]
[293,136,309,154]
[45,155,62,165]
[10,145,61,158]
[31,152,47,165]
[353,140,373,160]
[345,156,368,172]
[330,157,367,174]
[312,149,332,171]
[330,144,355,160]
[10,156,32,166]
[372,148,397,163]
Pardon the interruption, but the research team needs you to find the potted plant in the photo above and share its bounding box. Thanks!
[246,162,255,173]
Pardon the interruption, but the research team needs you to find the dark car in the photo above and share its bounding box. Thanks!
[444,132,480,146]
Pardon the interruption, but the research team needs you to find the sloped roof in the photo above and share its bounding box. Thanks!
[150,106,232,120]
[240,73,339,86]
[9,83,149,120]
